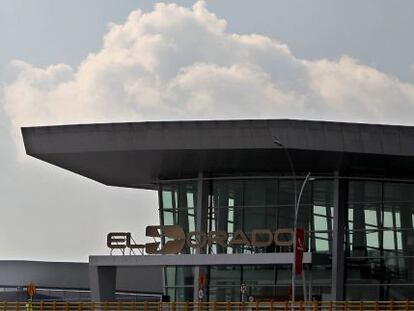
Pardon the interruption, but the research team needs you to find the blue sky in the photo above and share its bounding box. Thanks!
[1,0,414,261]
[2,1,414,81]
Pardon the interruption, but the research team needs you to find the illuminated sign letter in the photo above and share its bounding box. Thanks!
[251,229,273,247]
[145,225,186,254]
[207,231,228,248]
[186,231,207,248]
[126,233,145,250]
[274,228,294,247]
[107,232,128,249]
[230,230,251,246]
[107,225,300,254]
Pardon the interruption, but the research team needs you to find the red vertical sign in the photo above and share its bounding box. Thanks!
[295,228,304,275]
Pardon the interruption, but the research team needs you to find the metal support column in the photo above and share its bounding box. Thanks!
[193,171,208,301]
[331,173,346,300]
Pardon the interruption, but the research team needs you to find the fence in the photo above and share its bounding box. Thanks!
[2,301,414,311]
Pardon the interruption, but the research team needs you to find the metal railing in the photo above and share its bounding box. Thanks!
[3,301,414,311]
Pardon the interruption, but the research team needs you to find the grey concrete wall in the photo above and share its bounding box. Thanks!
[89,266,163,301]
[116,267,162,293]
[0,260,89,289]
[0,260,163,294]
[90,266,116,301]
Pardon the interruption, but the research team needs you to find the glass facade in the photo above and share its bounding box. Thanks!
[346,181,414,300]
[165,267,195,301]
[159,178,333,301]
[161,183,197,254]
[158,177,414,301]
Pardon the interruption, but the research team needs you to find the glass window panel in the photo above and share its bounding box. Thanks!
[248,286,277,300]
[212,181,243,208]
[276,181,296,233]
[314,214,327,231]
[186,193,194,208]
[160,182,197,255]
[364,208,378,227]
[208,286,240,302]
[313,202,332,252]
[365,208,380,250]
[397,231,402,250]
[177,183,197,210]
[366,231,379,249]
[383,210,393,228]
[395,214,401,228]
[346,180,414,297]
[244,180,277,231]
[313,206,329,252]
[227,208,234,233]
[244,180,276,207]
[162,188,175,210]
[209,181,243,254]
[348,181,382,204]
[163,210,175,226]
[347,257,414,285]
[345,285,378,300]
[347,181,382,257]
[165,267,176,287]
[383,230,395,250]
[298,179,330,252]
[348,208,354,252]
[275,264,294,284]
[208,206,239,254]
[384,183,414,202]
[275,205,294,229]
[244,208,270,233]
[174,287,194,302]
[314,205,327,217]
[243,265,275,285]
[209,266,241,287]
[163,268,194,301]
[315,238,329,252]
[188,213,195,233]
[165,288,175,302]
[277,179,314,232]
[313,180,334,205]
[175,267,194,286]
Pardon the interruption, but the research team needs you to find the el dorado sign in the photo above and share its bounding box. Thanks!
[107,225,294,255]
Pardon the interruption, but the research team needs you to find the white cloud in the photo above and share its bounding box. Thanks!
[3,0,414,262]
[4,1,414,134]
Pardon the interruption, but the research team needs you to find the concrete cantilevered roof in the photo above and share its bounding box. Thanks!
[21,119,414,189]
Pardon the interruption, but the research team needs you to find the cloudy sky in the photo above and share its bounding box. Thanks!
[1,0,414,262]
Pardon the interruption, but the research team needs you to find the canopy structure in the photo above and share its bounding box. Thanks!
[22,119,414,189]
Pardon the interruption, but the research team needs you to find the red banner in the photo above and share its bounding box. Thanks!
[295,228,305,275]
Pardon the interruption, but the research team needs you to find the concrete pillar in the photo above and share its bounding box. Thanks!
[331,173,346,300]
[89,266,117,301]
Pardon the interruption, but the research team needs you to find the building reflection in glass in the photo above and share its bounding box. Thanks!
[160,178,333,301]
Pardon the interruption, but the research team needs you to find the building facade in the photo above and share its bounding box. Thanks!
[0,261,162,301]
[22,119,414,301]
[158,176,414,301]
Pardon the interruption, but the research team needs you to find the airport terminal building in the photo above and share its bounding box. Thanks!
[21,119,414,302]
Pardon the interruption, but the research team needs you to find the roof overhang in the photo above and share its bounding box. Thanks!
[22,119,414,189]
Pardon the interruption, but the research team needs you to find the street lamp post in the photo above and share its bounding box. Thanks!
[273,137,313,306]
[295,172,314,302]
